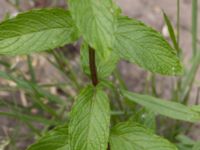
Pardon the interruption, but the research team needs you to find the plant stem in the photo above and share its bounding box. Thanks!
[181,51,200,103]
[107,143,110,150]
[192,0,198,57]
[151,73,157,97]
[27,55,36,83]
[177,0,180,46]
[176,0,182,58]
[89,46,98,86]
[195,87,200,104]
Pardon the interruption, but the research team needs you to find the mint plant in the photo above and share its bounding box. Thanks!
[0,0,200,150]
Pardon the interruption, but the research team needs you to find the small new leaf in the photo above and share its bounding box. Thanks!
[27,125,69,150]
[114,16,183,75]
[68,0,116,58]
[0,8,79,55]
[69,85,110,150]
[110,122,178,150]
[122,90,200,122]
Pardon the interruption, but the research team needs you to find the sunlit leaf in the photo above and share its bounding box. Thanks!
[114,16,183,75]
[110,121,178,150]
[0,8,79,55]
[69,85,110,150]
[27,125,69,150]
[68,0,116,58]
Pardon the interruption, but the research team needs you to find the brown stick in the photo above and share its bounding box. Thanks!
[107,143,110,150]
[89,46,98,86]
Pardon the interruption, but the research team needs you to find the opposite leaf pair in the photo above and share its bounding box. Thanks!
[28,87,200,150]
[27,86,178,150]
[0,8,182,75]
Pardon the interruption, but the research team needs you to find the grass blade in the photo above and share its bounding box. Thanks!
[163,11,179,52]
[122,90,200,122]
[180,51,200,102]
[0,111,59,125]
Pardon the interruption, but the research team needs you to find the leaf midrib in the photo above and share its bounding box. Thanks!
[0,26,73,42]
[85,90,97,150]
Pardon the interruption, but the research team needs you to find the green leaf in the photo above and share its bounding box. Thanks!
[27,125,69,150]
[80,42,119,78]
[163,11,179,52]
[176,135,195,150]
[129,109,156,132]
[0,8,79,55]
[193,142,200,150]
[177,144,193,150]
[114,16,183,75]
[190,105,200,113]
[68,0,116,58]
[69,85,110,150]
[122,90,200,122]
[176,134,195,146]
[110,122,178,150]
